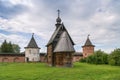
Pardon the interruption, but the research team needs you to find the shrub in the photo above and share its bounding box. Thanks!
[109,59,115,66]
[80,58,86,63]
[108,48,120,66]
[102,53,108,64]
[84,50,108,64]
[86,55,95,64]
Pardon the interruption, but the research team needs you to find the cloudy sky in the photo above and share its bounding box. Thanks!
[0,0,120,53]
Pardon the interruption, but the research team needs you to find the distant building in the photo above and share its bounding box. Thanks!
[82,35,95,58]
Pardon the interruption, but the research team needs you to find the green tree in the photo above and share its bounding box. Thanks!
[8,42,14,53]
[0,40,20,53]
[80,58,87,62]
[82,50,108,64]
[1,40,8,53]
[109,59,115,66]
[94,50,108,64]
[108,48,120,66]
[0,47,1,53]
[12,44,20,53]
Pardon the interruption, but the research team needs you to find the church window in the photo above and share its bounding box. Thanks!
[29,50,31,54]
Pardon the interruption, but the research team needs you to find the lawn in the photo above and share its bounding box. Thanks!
[0,62,120,80]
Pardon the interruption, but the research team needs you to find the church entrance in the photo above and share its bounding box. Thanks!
[26,57,29,62]
[56,54,63,66]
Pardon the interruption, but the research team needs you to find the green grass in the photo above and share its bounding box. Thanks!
[0,62,120,80]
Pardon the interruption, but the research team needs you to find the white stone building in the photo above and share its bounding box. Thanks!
[25,34,40,62]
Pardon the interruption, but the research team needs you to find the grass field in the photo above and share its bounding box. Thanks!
[0,62,120,80]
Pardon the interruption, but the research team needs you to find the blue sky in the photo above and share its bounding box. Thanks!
[0,0,120,53]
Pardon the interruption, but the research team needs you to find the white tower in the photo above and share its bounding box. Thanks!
[25,33,40,62]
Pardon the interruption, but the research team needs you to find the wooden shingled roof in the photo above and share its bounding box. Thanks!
[54,31,75,52]
[82,35,94,47]
[46,23,75,46]
[25,34,40,49]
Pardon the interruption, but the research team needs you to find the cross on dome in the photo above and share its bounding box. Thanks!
[56,9,61,24]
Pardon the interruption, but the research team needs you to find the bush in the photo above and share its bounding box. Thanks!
[102,53,108,64]
[108,48,120,66]
[109,59,115,66]
[80,58,86,63]
[86,55,95,64]
[82,50,108,65]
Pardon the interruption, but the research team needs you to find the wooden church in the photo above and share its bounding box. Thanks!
[46,10,75,67]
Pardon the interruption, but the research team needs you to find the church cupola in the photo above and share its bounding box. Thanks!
[55,10,62,28]
[56,17,61,24]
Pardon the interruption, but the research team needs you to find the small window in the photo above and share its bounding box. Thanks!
[29,50,31,54]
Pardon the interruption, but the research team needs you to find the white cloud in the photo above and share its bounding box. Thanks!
[8,0,33,6]
[0,33,28,51]
[0,0,120,53]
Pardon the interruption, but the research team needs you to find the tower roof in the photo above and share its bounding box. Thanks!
[82,35,94,47]
[46,23,75,46]
[25,33,40,49]
[54,31,75,52]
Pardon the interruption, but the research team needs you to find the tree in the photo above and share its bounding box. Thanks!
[81,50,108,64]
[108,48,120,66]
[0,47,1,53]
[109,59,115,66]
[94,50,108,64]
[0,40,20,53]
[80,57,87,62]
[8,42,14,53]
[1,40,8,53]
[12,44,20,53]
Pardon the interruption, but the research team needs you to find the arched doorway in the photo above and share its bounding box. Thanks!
[26,57,29,62]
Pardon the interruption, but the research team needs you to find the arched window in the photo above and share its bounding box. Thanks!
[29,50,31,54]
